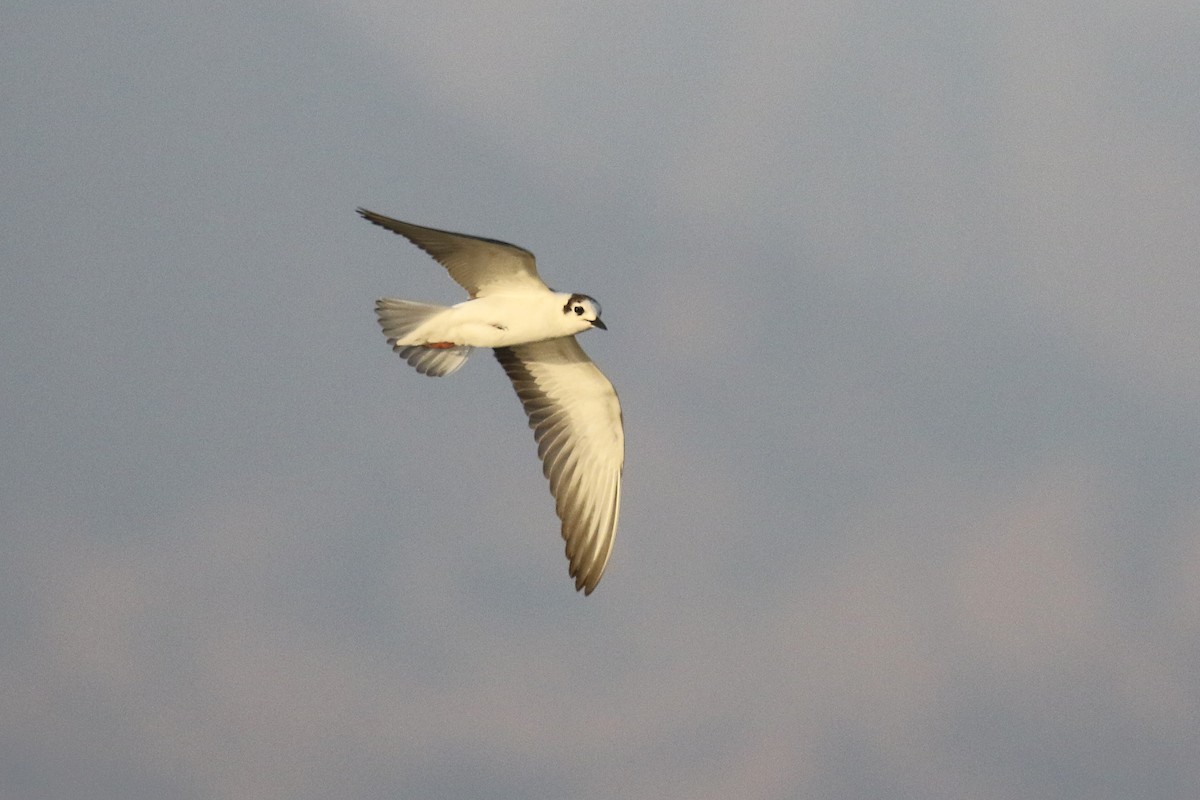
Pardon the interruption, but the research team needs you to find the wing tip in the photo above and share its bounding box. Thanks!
[574,568,602,596]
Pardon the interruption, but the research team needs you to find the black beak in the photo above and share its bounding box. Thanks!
[591,318,607,331]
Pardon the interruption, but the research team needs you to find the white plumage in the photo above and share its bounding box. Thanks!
[361,208,624,594]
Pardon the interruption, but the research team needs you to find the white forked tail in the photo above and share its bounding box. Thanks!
[375,298,471,377]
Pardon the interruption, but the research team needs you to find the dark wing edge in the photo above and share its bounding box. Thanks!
[356,207,540,297]
[494,338,625,595]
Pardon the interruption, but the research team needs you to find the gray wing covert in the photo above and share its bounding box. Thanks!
[358,208,546,297]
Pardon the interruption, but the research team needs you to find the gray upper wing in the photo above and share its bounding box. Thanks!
[358,208,546,297]
[494,337,624,594]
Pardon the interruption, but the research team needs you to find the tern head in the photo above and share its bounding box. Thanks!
[563,293,607,331]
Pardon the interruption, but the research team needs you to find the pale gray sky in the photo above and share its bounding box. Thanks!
[4,2,1199,798]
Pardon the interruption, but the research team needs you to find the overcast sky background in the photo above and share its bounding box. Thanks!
[4,2,1200,798]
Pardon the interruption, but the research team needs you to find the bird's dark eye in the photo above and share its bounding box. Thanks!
[573,306,584,315]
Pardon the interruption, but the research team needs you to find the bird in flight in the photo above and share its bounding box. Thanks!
[360,208,624,595]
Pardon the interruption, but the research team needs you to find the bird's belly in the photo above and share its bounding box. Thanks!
[436,298,562,347]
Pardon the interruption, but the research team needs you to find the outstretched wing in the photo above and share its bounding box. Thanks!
[358,208,547,297]
[494,337,624,594]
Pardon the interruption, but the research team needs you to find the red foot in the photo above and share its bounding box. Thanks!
[426,341,456,349]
